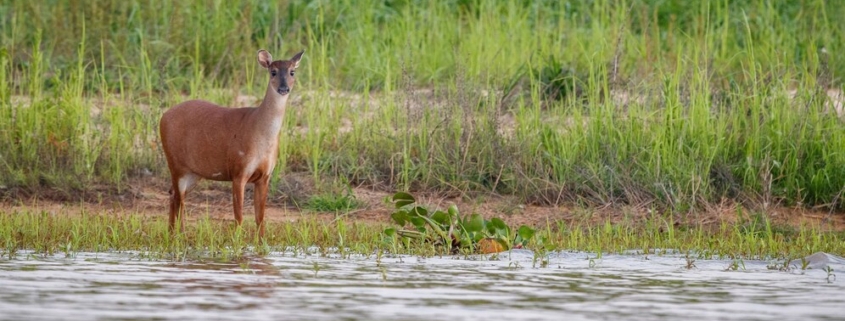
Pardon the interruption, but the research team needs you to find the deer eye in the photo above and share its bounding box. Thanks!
[290,70,295,77]
[271,70,277,77]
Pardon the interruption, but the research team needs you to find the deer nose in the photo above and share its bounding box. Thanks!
[277,86,290,95]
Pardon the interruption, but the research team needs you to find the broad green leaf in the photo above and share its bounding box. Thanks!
[490,217,507,230]
[383,228,396,237]
[395,200,415,208]
[431,210,450,225]
[464,214,484,233]
[392,192,416,208]
[488,217,508,235]
[393,192,416,202]
[392,192,415,202]
[517,225,535,241]
[448,204,459,217]
[409,216,426,229]
[411,206,428,217]
[390,211,409,226]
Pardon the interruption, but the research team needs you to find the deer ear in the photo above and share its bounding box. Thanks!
[290,50,305,69]
[257,50,273,69]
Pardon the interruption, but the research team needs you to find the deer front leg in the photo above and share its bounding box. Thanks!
[232,176,247,226]
[253,176,270,238]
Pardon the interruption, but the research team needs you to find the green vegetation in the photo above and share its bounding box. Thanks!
[383,192,536,254]
[302,188,363,213]
[2,2,845,213]
[1,208,843,260]
[3,1,845,291]
[1,0,843,211]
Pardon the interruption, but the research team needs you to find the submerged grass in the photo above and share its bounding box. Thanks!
[1,1,845,212]
[1,210,842,261]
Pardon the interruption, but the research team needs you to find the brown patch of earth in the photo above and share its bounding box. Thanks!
[2,175,844,233]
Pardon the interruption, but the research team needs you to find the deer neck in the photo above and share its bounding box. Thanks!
[251,84,289,140]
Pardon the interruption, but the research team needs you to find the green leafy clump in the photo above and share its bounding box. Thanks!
[382,192,535,254]
[303,188,362,213]
[529,56,587,102]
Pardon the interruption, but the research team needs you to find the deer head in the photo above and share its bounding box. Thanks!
[257,49,304,96]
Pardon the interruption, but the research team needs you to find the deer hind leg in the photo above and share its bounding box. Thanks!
[253,175,271,238]
[169,173,198,233]
[168,180,181,232]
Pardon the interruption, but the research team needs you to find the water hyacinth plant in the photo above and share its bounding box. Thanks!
[383,192,536,254]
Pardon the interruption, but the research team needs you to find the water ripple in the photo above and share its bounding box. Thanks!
[0,250,842,321]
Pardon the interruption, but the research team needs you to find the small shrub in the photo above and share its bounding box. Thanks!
[530,56,587,102]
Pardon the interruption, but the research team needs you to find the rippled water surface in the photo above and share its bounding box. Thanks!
[1,250,843,321]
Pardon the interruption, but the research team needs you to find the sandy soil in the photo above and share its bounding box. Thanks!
[2,174,843,232]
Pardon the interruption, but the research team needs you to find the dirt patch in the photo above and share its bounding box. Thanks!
[2,175,844,232]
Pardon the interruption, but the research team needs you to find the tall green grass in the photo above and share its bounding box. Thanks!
[1,0,844,211]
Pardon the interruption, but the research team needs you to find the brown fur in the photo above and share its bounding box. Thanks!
[159,49,304,237]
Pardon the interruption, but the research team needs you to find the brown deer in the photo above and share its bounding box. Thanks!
[159,49,304,237]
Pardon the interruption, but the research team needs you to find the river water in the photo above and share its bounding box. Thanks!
[1,249,843,320]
